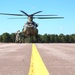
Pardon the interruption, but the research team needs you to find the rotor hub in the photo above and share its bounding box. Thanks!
[28,16,33,22]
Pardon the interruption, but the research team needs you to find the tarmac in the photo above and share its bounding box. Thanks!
[0,43,75,75]
[0,43,32,75]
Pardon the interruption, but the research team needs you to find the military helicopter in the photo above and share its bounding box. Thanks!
[0,10,64,42]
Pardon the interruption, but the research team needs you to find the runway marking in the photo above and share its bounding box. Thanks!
[28,44,50,75]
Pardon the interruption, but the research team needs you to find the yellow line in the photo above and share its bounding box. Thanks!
[28,44,50,75]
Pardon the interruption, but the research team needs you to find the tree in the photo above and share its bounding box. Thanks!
[50,34,55,43]
[0,35,2,42]
[65,35,69,43]
[10,33,16,43]
[43,34,49,43]
[71,34,75,43]
[59,34,65,43]
[1,33,11,43]
[54,35,59,43]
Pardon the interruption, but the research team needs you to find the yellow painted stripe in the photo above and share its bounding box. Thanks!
[28,44,50,75]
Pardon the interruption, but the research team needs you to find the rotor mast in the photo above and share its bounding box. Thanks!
[28,16,33,22]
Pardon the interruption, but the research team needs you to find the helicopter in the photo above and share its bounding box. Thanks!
[0,10,64,42]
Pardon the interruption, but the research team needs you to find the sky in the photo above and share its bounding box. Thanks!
[0,0,75,35]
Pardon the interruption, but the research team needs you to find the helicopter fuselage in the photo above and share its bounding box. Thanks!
[22,21,38,36]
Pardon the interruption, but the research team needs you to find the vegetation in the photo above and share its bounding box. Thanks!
[0,33,16,43]
[0,32,75,43]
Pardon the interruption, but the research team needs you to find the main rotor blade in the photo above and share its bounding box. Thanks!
[34,15,58,16]
[20,10,29,16]
[33,17,64,19]
[31,11,42,16]
[8,17,27,19]
[0,13,24,16]
[8,17,64,19]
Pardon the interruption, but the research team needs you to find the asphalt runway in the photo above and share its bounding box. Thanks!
[36,44,75,75]
[0,43,75,75]
[0,43,32,75]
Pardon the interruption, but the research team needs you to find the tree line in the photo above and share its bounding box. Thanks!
[0,32,75,43]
